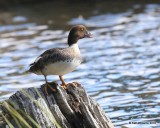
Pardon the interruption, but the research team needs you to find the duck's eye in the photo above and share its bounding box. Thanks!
[80,28,84,31]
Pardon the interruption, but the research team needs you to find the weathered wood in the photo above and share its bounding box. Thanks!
[0,82,114,128]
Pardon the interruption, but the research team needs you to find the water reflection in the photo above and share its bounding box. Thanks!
[0,2,160,128]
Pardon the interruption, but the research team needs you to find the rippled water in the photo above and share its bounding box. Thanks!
[0,2,160,128]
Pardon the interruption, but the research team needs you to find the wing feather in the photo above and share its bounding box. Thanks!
[29,48,73,73]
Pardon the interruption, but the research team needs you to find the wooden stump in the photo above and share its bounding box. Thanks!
[0,82,114,128]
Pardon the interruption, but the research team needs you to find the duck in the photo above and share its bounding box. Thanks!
[29,25,92,95]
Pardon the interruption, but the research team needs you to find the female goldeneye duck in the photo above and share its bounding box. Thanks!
[29,25,92,95]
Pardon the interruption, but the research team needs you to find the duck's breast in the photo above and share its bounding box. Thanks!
[43,58,82,75]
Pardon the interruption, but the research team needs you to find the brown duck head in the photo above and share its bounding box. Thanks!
[68,25,92,46]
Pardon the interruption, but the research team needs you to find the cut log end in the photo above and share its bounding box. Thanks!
[0,82,115,128]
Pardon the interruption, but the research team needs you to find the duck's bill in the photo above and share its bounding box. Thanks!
[85,31,93,38]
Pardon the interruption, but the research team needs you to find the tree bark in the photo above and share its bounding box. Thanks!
[0,82,114,128]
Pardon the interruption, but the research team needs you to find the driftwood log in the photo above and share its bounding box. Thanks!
[0,82,114,128]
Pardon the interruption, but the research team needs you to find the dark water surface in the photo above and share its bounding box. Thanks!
[0,1,160,128]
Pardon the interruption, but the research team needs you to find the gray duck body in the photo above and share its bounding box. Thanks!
[29,44,83,76]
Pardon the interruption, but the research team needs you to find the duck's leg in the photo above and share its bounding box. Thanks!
[44,75,56,95]
[59,76,67,87]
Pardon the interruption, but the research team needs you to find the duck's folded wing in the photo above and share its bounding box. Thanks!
[29,48,71,72]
